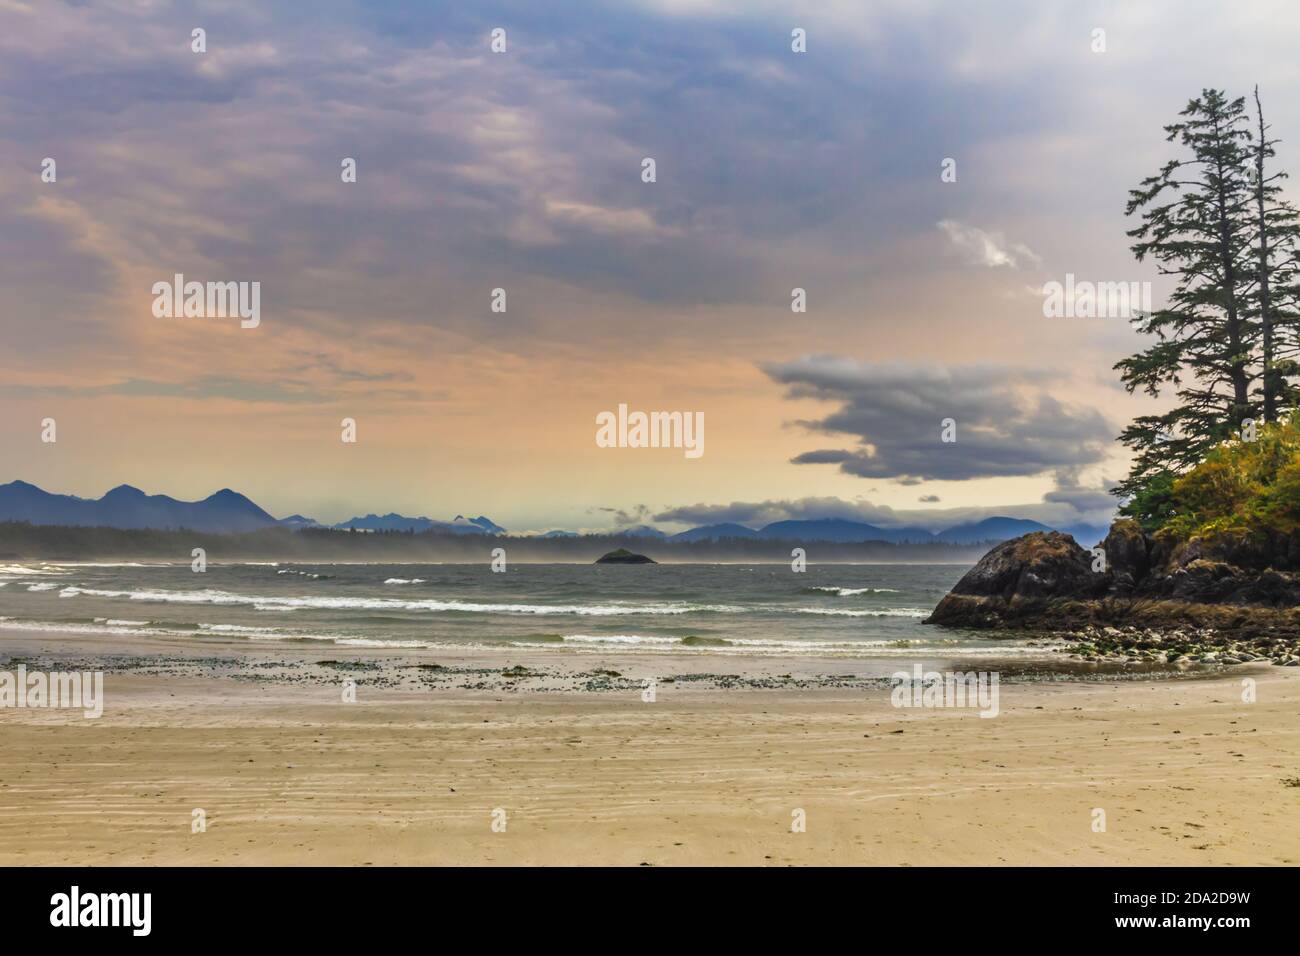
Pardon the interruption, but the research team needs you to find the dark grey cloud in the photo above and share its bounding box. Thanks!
[1042,469,1118,525]
[764,356,1114,482]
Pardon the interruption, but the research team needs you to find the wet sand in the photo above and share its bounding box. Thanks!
[1,631,1297,866]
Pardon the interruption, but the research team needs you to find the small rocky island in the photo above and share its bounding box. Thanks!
[927,522,1300,665]
[594,548,656,565]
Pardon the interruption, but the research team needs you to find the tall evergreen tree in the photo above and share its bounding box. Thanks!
[1248,85,1300,422]
[1115,89,1257,500]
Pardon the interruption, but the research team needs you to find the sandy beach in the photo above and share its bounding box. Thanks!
[2,630,1297,866]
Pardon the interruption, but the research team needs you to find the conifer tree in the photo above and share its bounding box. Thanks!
[1115,89,1257,501]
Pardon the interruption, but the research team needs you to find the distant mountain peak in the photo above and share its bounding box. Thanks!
[670,522,758,543]
[934,516,1052,544]
[205,488,254,503]
[277,514,319,527]
[755,517,934,544]
[104,483,146,497]
[619,525,667,539]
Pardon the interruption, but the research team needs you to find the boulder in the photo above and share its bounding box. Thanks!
[926,532,1105,627]
[945,532,1100,599]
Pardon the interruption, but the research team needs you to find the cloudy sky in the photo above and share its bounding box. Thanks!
[1,0,1297,532]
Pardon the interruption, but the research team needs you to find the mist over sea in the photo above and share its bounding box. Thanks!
[0,561,1060,662]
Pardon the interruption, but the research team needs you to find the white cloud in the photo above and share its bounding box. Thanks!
[938,219,1042,269]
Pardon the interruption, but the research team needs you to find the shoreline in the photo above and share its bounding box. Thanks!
[1,658,1296,865]
[0,625,1250,692]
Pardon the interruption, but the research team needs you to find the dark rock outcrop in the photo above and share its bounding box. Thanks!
[948,532,1101,599]
[595,548,656,565]
[926,532,1107,628]
[926,522,1300,636]
[1102,519,1149,595]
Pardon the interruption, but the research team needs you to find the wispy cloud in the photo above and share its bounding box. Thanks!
[938,220,1041,269]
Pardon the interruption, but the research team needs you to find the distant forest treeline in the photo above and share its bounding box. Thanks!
[0,522,991,564]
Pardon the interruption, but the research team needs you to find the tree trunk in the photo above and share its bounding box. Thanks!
[1216,167,1249,424]
[1254,86,1277,424]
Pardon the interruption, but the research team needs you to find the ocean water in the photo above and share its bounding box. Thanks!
[0,561,1041,660]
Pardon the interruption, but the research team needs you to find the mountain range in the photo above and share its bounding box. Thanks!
[0,480,278,534]
[665,515,1107,545]
[0,481,507,537]
[332,513,506,535]
[0,480,1107,546]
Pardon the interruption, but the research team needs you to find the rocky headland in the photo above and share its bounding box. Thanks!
[926,520,1300,666]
